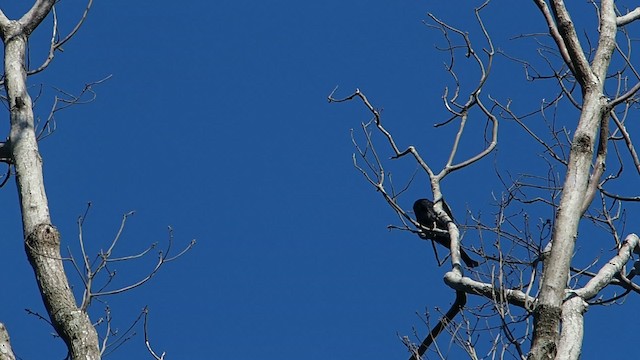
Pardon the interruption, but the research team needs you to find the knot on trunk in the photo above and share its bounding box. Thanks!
[572,134,592,153]
[25,223,59,248]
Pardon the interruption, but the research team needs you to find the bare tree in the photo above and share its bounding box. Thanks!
[331,1,640,359]
[0,2,193,359]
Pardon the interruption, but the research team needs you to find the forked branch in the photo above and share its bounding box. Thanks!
[74,206,196,311]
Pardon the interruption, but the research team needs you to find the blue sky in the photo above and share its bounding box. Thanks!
[0,1,637,359]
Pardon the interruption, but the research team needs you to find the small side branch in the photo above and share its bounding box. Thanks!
[28,0,94,75]
[408,291,466,360]
[616,7,640,26]
[76,208,196,311]
[532,0,577,78]
[90,229,196,299]
[328,87,435,177]
[547,0,595,86]
[608,81,640,108]
[99,307,145,357]
[144,308,166,360]
[609,112,640,175]
[37,75,112,141]
[574,233,640,300]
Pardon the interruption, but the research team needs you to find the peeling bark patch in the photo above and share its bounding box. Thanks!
[572,134,591,153]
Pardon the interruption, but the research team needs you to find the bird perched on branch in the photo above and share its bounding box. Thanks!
[413,198,479,268]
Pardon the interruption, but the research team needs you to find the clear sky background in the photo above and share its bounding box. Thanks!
[0,1,637,359]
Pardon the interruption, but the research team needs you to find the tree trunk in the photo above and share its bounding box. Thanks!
[529,1,617,358]
[2,19,100,360]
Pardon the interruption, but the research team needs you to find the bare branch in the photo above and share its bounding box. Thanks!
[144,308,166,360]
[609,111,640,175]
[608,81,640,108]
[37,75,112,140]
[442,97,498,174]
[546,0,595,87]
[76,209,195,312]
[409,291,466,360]
[591,0,617,81]
[616,7,640,26]
[328,88,435,177]
[98,307,112,356]
[532,0,577,78]
[574,234,640,300]
[28,0,94,75]
[100,308,145,357]
[19,0,55,35]
[91,235,195,297]
[443,271,537,309]
[491,96,567,165]
[78,202,92,286]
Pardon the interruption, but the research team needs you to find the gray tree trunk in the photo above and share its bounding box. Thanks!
[0,2,100,359]
[529,1,617,359]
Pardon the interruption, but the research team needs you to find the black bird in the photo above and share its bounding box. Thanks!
[413,199,479,268]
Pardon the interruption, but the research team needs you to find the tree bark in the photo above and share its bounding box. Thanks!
[0,323,16,360]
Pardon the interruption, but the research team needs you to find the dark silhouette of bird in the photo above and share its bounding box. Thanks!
[413,198,479,268]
